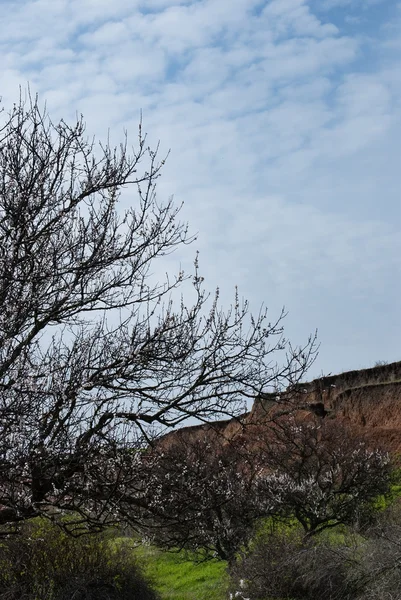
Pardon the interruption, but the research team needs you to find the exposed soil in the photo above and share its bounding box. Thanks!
[158,360,401,455]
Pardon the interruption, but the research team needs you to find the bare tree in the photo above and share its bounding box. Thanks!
[0,95,316,534]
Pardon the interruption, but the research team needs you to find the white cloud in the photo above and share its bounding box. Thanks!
[318,0,386,10]
[335,74,392,117]
[0,0,399,376]
[262,0,339,38]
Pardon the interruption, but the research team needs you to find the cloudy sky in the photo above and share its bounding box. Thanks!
[0,0,400,379]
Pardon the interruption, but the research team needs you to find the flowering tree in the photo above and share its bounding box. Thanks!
[133,417,391,561]
[258,416,391,535]
[0,95,316,534]
[134,434,266,562]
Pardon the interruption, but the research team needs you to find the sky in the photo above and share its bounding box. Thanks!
[0,0,400,381]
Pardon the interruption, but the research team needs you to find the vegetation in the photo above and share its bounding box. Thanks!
[0,92,399,599]
[0,519,228,600]
[0,94,316,534]
[135,434,266,562]
[3,504,401,600]
[0,519,159,599]
[229,500,401,600]
[135,415,392,563]
[255,414,392,535]
[134,544,228,600]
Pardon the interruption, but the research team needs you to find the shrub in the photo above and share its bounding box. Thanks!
[230,501,401,600]
[0,519,160,600]
[355,501,401,600]
[229,524,362,600]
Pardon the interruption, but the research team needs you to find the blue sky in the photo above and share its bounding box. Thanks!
[0,0,400,379]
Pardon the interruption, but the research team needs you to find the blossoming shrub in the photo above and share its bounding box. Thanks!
[0,519,160,600]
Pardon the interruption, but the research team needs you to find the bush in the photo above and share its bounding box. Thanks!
[356,501,401,600]
[0,519,160,600]
[229,502,401,600]
[229,525,361,600]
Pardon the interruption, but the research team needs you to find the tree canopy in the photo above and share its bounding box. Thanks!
[0,95,316,533]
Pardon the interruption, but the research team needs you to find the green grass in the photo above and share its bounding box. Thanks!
[132,544,229,600]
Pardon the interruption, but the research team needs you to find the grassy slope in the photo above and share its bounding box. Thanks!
[134,544,229,600]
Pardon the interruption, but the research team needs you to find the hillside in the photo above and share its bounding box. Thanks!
[252,359,401,452]
[159,360,401,454]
